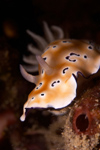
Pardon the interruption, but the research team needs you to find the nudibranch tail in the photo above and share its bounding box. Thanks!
[20,109,25,122]
[20,101,29,121]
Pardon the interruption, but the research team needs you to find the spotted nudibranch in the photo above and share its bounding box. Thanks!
[20,38,100,121]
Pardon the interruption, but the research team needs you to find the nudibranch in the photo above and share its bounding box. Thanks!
[20,38,100,121]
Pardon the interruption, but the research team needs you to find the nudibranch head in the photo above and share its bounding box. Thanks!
[20,39,100,121]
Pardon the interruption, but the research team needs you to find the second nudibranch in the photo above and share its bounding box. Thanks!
[20,39,100,121]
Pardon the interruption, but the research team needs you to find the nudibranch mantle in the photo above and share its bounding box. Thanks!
[20,39,100,121]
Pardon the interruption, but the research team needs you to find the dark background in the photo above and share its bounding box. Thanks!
[0,0,100,51]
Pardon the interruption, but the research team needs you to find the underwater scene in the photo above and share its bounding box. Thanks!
[0,0,100,149]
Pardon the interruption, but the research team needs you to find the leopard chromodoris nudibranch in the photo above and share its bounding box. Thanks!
[20,25,100,122]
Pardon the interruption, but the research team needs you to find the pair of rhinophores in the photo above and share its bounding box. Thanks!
[20,22,100,121]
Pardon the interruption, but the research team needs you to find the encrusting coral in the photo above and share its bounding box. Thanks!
[63,77,100,150]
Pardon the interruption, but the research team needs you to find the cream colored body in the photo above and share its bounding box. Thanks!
[20,39,100,121]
